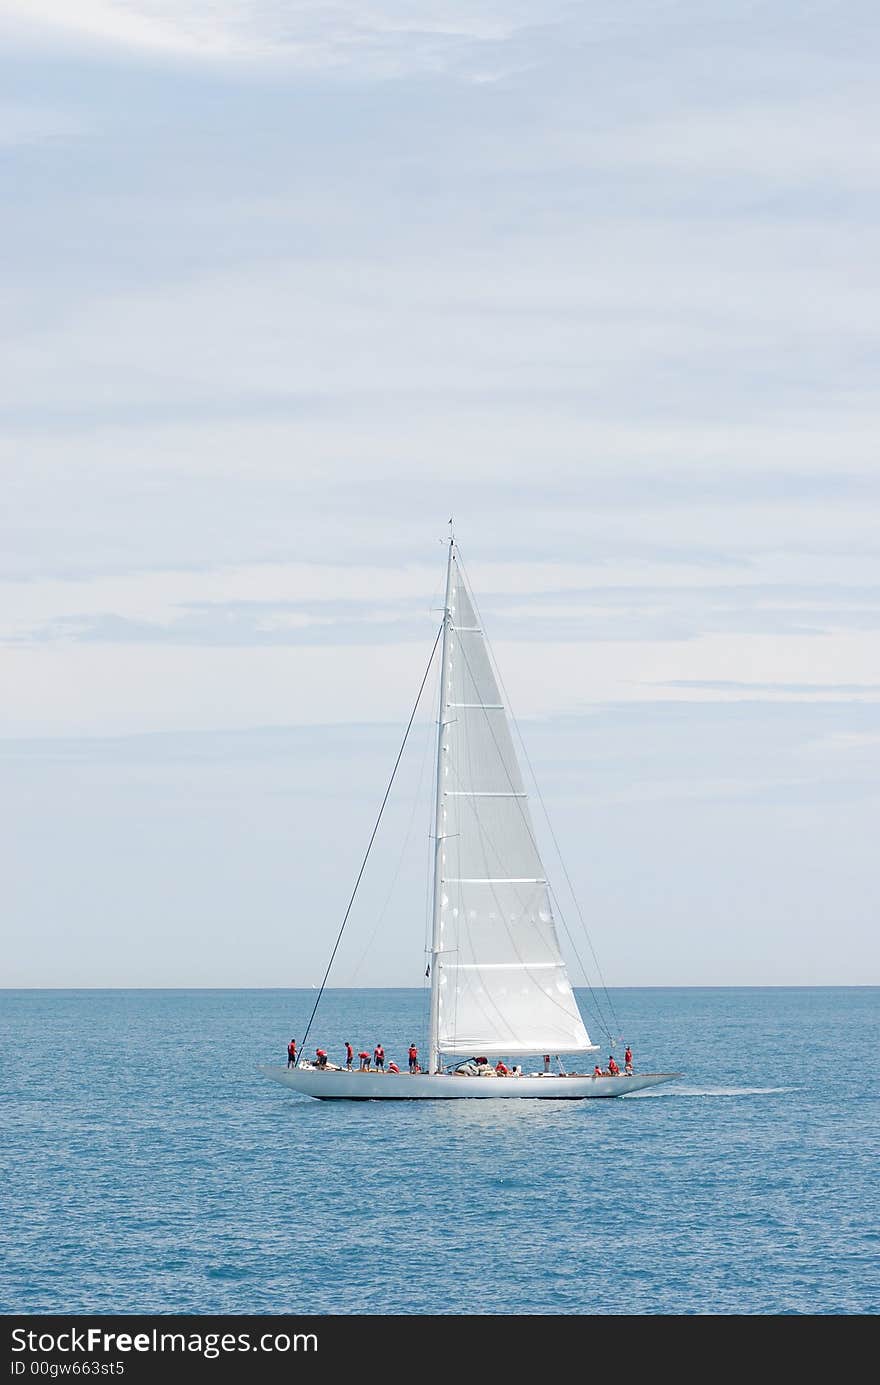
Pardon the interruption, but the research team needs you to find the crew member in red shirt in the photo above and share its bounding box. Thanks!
[358,1050,370,1071]
[593,1065,602,1078]
[608,1055,620,1076]
[344,1041,354,1070]
[373,1044,385,1071]
[408,1044,419,1073]
[495,1060,509,1076]
[624,1046,633,1075]
[287,1038,297,1068]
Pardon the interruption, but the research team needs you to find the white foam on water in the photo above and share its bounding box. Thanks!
[629,1084,795,1099]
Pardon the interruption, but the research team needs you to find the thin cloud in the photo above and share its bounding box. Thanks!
[0,101,90,147]
[657,679,880,694]
[0,0,546,73]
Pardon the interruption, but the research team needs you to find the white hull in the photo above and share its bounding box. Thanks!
[260,1065,679,1101]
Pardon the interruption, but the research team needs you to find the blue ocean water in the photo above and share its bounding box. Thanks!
[1,987,877,1316]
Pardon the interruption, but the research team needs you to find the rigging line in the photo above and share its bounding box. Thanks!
[454,549,623,1041]
[347,673,435,984]
[297,620,444,1062]
[547,884,617,1040]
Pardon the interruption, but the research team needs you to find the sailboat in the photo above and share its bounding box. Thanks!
[261,536,678,1100]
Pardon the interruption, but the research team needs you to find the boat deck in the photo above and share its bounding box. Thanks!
[260,1065,681,1101]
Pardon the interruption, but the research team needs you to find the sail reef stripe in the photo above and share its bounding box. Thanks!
[444,791,526,797]
[445,961,562,971]
[443,877,547,884]
[450,625,482,632]
[447,702,504,709]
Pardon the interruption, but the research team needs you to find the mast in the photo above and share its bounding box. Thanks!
[428,530,454,1074]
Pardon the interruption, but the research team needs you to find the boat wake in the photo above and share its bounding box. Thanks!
[630,1084,795,1099]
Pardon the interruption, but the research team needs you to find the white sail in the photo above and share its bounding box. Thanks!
[262,535,679,1101]
[432,554,595,1058]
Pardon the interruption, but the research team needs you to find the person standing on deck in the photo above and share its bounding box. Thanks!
[624,1046,633,1075]
[358,1050,370,1071]
[344,1041,354,1070]
[287,1039,297,1068]
[408,1044,419,1073]
[374,1043,385,1071]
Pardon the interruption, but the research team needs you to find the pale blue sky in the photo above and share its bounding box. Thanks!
[2,2,878,988]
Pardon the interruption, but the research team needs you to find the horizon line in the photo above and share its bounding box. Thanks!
[2,983,877,992]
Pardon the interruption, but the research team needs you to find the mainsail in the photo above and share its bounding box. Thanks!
[429,548,595,1063]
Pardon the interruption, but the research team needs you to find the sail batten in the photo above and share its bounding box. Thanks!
[448,702,504,709]
[447,961,561,971]
[446,791,527,798]
[433,552,593,1060]
[443,877,547,884]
